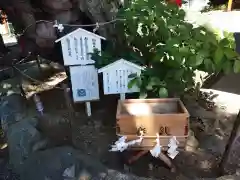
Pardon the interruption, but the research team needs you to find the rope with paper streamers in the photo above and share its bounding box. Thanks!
[19,18,125,36]
[150,133,162,158]
[150,135,179,159]
[12,65,65,90]
[109,132,180,159]
[53,18,125,32]
[109,130,144,152]
[167,136,179,159]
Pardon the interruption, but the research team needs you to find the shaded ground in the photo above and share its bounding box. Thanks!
[1,62,240,179]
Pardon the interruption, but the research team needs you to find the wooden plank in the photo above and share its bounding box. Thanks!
[122,136,187,150]
[117,115,188,136]
[116,98,189,136]
[128,150,149,164]
[117,98,189,117]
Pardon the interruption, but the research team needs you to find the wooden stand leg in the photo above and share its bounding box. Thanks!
[158,152,176,172]
[36,55,43,74]
[61,84,74,113]
[227,0,233,11]
[125,150,176,173]
[127,150,148,164]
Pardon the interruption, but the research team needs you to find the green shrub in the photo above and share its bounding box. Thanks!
[94,0,239,98]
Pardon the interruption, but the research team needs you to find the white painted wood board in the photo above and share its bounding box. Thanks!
[99,59,143,95]
[59,29,103,66]
[69,65,99,102]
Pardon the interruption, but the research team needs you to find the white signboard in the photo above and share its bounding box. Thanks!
[98,59,143,98]
[56,28,105,66]
[69,65,99,102]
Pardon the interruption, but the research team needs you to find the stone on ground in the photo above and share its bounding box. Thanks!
[0,93,26,133]
[20,146,158,180]
[7,117,44,173]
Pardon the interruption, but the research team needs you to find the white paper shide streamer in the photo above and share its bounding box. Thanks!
[150,133,162,158]
[53,21,64,32]
[109,131,144,152]
[167,136,179,159]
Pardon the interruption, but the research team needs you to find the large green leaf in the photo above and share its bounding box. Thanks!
[178,46,187,53]
[146,77,162,90]
[224,48,238,59]
[174,69,184,79]
[214,47,224,64]
[234,60,240,73]
[153,53,164,62]
[204,59,215,72]
[178,9,186,19]
[219,38,230,47]
[195,53,204,66]
[166,38,179,48]
[187,55,203,67]
[223,61,232,74]
[158,87,168,98]
[128,77,138,89]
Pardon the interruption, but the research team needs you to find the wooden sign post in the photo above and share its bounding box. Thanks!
[55,27,105,116]
[69,65,99,116]
[98,59,144,100]
[55,27,105,66]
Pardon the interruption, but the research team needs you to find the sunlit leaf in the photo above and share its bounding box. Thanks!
[187,55,203,67]
[128,77,138,89]
[219,38,230,47]
[204,59,215,72]
[159,87,168,98]
[224,48,238,59]
[223,61,232,74]
[234,60,240,73]
[195,53,204,66]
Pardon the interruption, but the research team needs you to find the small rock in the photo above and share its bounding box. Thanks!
[44,177,52,180]
[63,165,75,179]
[0,94,26,133]
[148,163,153,171]
[217,174,240,180]
[7,118,42,173]
[93,120,102,130]
[77,169,91,180]
[32,138,49,152]
[99,172,107,179]
[19,146,157,180]
[235,168,240,176]
[20,147,106,180]
[185,130,199,152]
[124,164,131,172]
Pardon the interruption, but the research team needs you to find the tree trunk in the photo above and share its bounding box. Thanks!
[0,0,122,65]
[77,0,121,37]
[220,109,240,174]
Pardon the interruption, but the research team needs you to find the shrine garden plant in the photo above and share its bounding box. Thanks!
[93,0,240,98]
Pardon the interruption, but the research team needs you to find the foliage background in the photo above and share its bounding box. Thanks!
[93,0,240,98]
